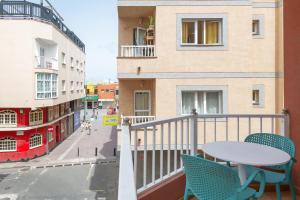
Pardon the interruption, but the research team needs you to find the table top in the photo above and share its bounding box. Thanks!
[202,141,291,166]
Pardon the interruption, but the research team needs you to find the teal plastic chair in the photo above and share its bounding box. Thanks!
[244,133,296,200]
[182,154,265,200]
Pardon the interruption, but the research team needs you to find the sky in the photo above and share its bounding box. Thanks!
[34,0,118,83]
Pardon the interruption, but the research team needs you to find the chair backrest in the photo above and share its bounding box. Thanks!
[182,154,240,200]
[245,133,295,158]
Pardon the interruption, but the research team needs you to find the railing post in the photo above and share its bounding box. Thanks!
[282,109,290,137]
[118,118,137,200]
[190,109,198,156]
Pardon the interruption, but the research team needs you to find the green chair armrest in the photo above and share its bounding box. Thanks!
[238,169,266,198]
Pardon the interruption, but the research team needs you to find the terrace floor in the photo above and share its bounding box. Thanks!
[180,191,298,200]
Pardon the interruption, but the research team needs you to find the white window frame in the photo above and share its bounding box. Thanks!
[29,109,43,126]
[181,91,223,115]
[0,137,17,152]
[29,134,43,149]
[47,132,53,142]
[181,19,223,46]
[0,110,17,127]
[36,73,58,99]
[48,107,53,122]
[134,90,151,116]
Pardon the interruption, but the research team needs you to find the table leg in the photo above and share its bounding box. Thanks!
[237,164,247,185]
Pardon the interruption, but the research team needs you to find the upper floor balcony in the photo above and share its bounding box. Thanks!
[0,0,85,52]
[117,112,298,199]
[118,6,156,58]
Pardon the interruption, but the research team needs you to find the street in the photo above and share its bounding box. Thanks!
[0,110,118,200]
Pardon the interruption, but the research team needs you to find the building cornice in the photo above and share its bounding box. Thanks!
[118,72,283,79]
[118,0,282,8]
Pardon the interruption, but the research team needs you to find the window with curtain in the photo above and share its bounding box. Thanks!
[182,91,223,115]
[182,19,222,45]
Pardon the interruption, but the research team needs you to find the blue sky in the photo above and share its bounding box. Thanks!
[35,0,118,83]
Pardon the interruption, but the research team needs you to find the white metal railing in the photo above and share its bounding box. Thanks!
[121,115,156,125]
[36,56,58,69]
[118,110,289,199]
[120,45,156,57]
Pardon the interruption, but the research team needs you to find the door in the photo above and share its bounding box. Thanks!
[134,90,151,116]
[133,27,146,45]
[55,125,59,143]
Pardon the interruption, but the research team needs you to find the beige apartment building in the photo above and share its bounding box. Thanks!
[0,1,85,162]
[117,0,284,121]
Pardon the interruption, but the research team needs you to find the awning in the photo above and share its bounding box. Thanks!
[81,95,99,101]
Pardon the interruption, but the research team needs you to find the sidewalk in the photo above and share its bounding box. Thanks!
[0,109,117,170]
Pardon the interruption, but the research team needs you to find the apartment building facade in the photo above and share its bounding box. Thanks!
[83,83,99,109]
[0,1,85,162]
[97,82,119,109]
[117,0,284,120]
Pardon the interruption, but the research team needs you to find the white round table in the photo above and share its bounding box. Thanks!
[202,141,291,184]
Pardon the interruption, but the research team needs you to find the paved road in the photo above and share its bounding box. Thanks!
[0,109,119,200]
[0,161,118,200]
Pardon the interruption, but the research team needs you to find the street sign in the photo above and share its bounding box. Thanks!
[103,116,120,126]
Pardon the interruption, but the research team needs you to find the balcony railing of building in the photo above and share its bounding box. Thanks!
[36,56,58,69]
[121,115,156,125]
[120,45,156,58]
[118,110,289,199]
[0,1,85,52]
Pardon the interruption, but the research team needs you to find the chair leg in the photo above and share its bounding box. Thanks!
[184,187,189,200]
[276,184,282,200]
[289,177,297,200]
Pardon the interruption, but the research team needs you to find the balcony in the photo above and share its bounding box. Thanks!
[36,56,58,69]
[118,112,298,199]
[120,45,156,58]
[118,6,156,59]
[0,0,85,52]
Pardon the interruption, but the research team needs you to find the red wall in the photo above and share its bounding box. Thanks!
[284,0,300,192]
[0,117,61,162]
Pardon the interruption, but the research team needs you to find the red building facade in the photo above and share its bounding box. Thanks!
[0,101,81,162]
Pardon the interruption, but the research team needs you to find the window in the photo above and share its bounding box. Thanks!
[252,20,259,35]
[182,19,222,45]
[252,85,265,107]
[29,109,43,126]
[62,80,66,93]
[181,91,223,115]
[115,90,119,95]
[70,81,74,92]
[29,134,42,149]
[60,104,65,116]
[252,90,260,105]
[252,15,264,38]
[48,107,53,122]
[0,137,17,152]
[47,132,53,142]
[61,52,66,65]
[70,57,74,69]
[54,105,59,119]
[0,110,17,126]
[36,73,58,99]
